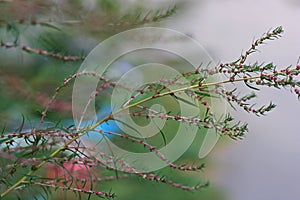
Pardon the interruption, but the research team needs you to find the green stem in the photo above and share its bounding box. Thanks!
[0,116,110,198]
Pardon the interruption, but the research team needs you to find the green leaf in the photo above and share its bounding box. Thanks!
[113,118,142,138]
[6,22,20,43]
[158,126,167,146]
[15,114,25,133]
[194,91,220,98]
[40,22,62,32]
[245,81,260,91]
[170,93,198,108]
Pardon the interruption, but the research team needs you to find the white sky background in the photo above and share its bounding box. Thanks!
[163,0,300,199]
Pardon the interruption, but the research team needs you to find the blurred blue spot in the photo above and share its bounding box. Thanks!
[63,105,119,141]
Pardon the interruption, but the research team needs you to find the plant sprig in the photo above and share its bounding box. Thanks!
[1,26,300,199]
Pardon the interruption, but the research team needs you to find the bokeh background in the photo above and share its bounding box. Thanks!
[0,0,299,199]
[166,0,300,200]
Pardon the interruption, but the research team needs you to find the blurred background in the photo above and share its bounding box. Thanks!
[0,0,299,199]
[167,0,300,200]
